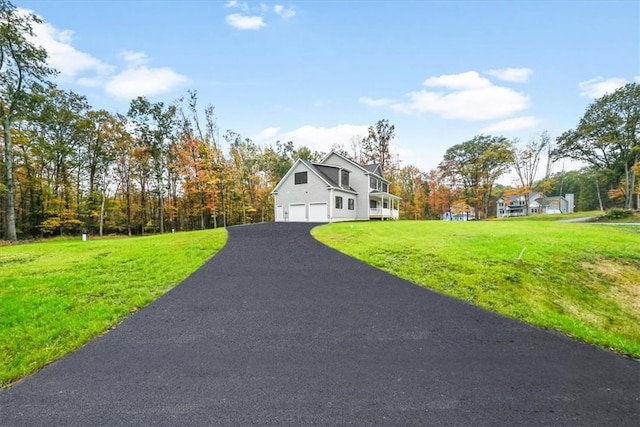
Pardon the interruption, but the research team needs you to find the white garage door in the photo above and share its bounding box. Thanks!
[288,204,306,222]
[308,203,328,222]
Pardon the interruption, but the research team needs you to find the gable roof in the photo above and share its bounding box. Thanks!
[321,151,387,181]
[271,158,357,194]
[363,164,384,178]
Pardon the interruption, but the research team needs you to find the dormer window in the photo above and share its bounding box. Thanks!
[341,170,349,187]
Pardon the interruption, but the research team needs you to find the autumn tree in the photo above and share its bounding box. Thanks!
[426,169,456,219]
[554,83,640,209]
[440,135,513,219]
[1,1,56,240]
[512,131,550,214]
[397,165,427,219]
[28,85,90,233]
[111,113,136,236]
[81,110,120,236]
[128,96,177,233]
[361,119,395,171]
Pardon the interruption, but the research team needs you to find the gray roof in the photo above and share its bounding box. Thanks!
[363,164,384,178]
[299,159,356,192]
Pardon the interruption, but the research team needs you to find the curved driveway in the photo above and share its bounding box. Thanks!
[1,222,639,425]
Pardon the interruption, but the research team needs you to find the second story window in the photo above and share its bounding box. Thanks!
[341,170,349,187]
[294,171,308,185]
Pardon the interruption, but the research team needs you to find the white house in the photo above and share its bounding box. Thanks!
[497,192,575,218]
[272,151,401,222]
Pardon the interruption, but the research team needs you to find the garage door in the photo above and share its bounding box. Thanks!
[308,203,328,222]
[288,204,306,222]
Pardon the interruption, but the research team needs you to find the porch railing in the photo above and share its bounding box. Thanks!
[370,208,399,219]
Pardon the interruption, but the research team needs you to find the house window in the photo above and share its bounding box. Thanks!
[369,200,377,208]
[382,183,388,192]
[370,176,376,189]
[341,170,349,187]
[348,198,355,210]
[294,171,307,185]
[335,196,343,209]
[383,201,388,209]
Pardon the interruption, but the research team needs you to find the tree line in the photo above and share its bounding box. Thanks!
[2,2,638,240]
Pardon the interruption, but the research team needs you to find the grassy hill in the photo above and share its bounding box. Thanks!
[312,217,640,357]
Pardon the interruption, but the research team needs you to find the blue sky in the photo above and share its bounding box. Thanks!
[16,0,640,177]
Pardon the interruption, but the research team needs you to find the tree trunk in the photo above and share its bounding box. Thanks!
[595,179,604,212]
[629,157,637,210]
[126,182,132,237]
[99,190,106,237]
[158,192,164,233]
[200,193,205,230]
[3,117,18,241]
[624,162,633,209]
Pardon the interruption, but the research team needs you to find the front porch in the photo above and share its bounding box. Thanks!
[369,193,400,220]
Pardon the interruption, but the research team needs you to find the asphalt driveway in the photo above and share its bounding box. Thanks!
[1,222,638,426]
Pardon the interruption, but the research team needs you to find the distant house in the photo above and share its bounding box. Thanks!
[271,151,401,222]
[441,201,478,221]
[497,192,575,218]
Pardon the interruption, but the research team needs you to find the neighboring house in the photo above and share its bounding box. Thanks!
[441,202,478,221]
[272,151,400,222]
[497,192,575,218]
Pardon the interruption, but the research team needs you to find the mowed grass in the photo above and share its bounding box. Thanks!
[0,229,227,387]
[312,219,640,357]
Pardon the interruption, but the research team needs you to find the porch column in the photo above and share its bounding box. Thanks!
[329,188,334,223]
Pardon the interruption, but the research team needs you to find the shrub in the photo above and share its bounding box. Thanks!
[603,208,634,220]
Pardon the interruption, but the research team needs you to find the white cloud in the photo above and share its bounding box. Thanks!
[226,13,266,30]
[423,71,492,90]
[24,9,113,83]
[358,96,395,107]
[105,67,189,100]
[391,71,530,120]
[120,50,149,67]
[252,124,368,153]
[225,0,248,11]
[24,9,188,100]
[486,67,532,83]
[578,77,628,98]
[252,127,281,142]
[363,70,532,121]
[479,116,540,133]
[274,5,296,19]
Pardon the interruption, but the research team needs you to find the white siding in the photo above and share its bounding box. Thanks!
[323,153,370,220]
[330,189,359,222]
[273,161,331,222]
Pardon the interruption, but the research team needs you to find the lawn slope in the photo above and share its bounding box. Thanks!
[0,229,227,387]
[312,220,640,357]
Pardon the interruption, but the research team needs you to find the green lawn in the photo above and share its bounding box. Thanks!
[0,229,227,388]
[312,219,640,357]
[498,210,640,223]
[497,210,604,221]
